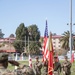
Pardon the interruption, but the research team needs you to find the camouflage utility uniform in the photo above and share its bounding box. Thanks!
[23,66,35,75]
[14,64,35,75]
[62,56,71,75]
[53,56,61,75]
[54,61,61,75]
[0,53,15,75]
[0,67,14,75]
[41,59,48,75]
[33,56,42,75]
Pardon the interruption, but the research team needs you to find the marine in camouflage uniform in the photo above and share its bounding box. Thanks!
[41,58,48,75]
[0,53,14,75]
[0,53,19,75]
[62,56,72,75]
[33,56,42,75]
[14,64,35,75]
[14,67,23,75]
[22,65,35,75]
[53,56,61,75]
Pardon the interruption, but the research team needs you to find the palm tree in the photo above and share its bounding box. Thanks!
[60,31,75,51]
[73,37,75,50]
[60,31,70,50]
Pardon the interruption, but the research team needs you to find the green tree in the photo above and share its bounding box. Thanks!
[0,29,4,38]
[9,34,15,38]
[26,41,41,55]
[27,25,41,55]
[72,37,75,50]
[60,31,75,51]
[13,23,28,53]
[28,25,40,41]
[60,31,70,50]
[39,37,43,44]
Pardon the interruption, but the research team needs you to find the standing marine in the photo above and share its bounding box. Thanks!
[0,53,19,75]
[41,58,48,75]
[62,56,72,75]
[53,55,61,75]
[33,56,42,75]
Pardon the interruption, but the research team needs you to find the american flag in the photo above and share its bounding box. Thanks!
[42,19,49,61]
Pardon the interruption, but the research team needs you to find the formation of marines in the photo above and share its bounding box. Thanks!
[0,53,72,75]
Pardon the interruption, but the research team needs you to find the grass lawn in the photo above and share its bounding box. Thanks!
[8,60,75,75]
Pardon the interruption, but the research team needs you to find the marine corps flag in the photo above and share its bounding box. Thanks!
[48,32,54,75]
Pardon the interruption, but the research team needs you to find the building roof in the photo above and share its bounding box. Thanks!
[41,35,75,39]
[40,35,62,39]
[52,35,62,38]
[0,45,16,53]
[0,37,15,43]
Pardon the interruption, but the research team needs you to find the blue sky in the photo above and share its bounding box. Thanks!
[0,0,75,38]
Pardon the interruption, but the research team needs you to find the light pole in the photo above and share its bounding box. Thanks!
[25,36,26,52]
[28,29,32,55]
[70,0,72,60]
[28,36,30,54]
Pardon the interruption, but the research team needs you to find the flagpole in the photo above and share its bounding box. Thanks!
[28,36,30,55]
[70,0,72,60]
[25,36,26,52]
[28,35,32,68]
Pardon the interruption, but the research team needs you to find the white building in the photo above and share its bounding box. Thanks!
[52,35,62,50]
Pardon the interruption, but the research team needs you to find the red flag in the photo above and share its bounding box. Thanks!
[71,53,74,63]
[29,54,32,68]
[48,33,54,75]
